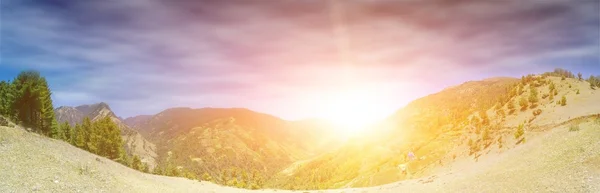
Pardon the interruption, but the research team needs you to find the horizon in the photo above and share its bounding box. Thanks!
[1,0,599,122]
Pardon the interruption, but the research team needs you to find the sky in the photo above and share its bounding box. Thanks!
[1,0,599,120]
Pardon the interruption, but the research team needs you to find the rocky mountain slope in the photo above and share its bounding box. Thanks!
[55,103,157,168]
[124,107,341,187]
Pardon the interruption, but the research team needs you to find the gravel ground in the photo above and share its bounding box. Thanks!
[1,119,599,193]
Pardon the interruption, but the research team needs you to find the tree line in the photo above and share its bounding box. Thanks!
[0,71,130,166]
[0,71,58,136]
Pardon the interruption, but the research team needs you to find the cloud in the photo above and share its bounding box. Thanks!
[1,0,598,119]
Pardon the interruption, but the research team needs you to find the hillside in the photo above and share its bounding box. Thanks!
[274,74,600,189]
[2,116,598,192]
[55,103,157,168]
[125,107,340,187]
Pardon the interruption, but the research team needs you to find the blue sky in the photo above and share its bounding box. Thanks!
[1,0,599,120]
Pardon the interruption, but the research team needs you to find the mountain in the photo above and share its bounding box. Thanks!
[123,115,152,131]
[274,74,600,189]
[124,107,341,186]
[54,102,157,168]
[3,107,599,192]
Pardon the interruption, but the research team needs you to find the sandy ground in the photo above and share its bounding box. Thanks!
[1,118,599,193]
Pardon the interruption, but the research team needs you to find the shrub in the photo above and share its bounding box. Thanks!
[569,124,580,132]
[560,96,567,106]
[528,87,538,104]
[576,89,580,94]
[561,76,566,80]
[532,109,542,116]
[514,123,525,144]
[519,97,528,110]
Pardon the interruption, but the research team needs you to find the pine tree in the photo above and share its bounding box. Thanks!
[81,117,97,153]
[39,78,58,136]
[132,155,142,170]
[54,121,70,140]
[0,80,16,119]
[74,123,86,148]
[12,71,43,131]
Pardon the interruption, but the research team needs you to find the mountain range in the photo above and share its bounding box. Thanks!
[47,71,600,190]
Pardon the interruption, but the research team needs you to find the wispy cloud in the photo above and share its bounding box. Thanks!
[1,0,598,119]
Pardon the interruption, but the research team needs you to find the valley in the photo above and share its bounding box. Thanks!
[1,70,599,192]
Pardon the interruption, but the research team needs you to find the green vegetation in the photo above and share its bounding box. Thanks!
[519,97,528,110]
[0,71,58,136]
[0,71,137,171]
[514,123,525,145]
[588,75,600,89]
[528,87,538,108]
[560,96,567,106]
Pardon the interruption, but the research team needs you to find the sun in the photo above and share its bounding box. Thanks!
[320,89,388,138]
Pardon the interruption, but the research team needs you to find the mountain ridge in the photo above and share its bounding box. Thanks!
[54,102,158,168]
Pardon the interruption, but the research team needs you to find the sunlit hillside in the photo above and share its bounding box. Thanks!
[270,71,600,189]
[123,107,342,188]
[1,70,599,192]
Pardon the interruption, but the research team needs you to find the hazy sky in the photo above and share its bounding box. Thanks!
[1,0,599,120]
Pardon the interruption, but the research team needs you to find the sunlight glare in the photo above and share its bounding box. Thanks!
[321,88,387,138]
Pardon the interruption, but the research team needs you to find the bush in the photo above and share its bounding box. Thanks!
[560,96,567,106]
[569,124,580,132]
[532,109,542,116]
[514,123,525,144]
[576,89,580,94]
[519,97,528,110]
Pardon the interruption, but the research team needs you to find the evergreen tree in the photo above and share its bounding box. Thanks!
[74,123,86,148]
[0,80,16,119]
[38,78,58,137]
[81,117,97,153]
[54,121,69,140]
[12,71,43,131]
[132,155,142,170]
